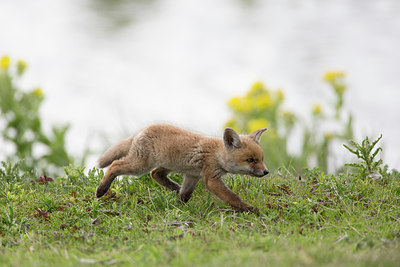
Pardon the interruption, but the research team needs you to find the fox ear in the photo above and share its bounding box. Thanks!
[223,128,242,149]
[248,128,267,144]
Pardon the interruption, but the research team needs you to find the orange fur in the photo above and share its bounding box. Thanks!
[95,123,269,211]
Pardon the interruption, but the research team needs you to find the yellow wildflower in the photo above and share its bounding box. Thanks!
[247,81,266,98]
[224,119,241,132]
[247,118,268,133]
[228,97,241,110]
[336,84,346,95]
[241,98,252,113]
[255,93,272,110]
[323,71,345,82]
[250,81,264,92]
[225,119,236,127]
[276,89,284,101]
[312,104,322,115]
[293,202,298,205]
[228,96,252,113]
[282,110,294,118]
[324,132,334,140]
[251,81,264,90]
[17,60,27,76]
[1,56,10,69]
[33,88,44,97]
[282,111,295,126]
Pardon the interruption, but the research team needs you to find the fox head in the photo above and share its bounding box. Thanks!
[221,127,269,177]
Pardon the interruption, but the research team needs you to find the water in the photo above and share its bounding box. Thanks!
[1,0,399,169]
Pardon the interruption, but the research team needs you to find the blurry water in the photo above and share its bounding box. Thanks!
[1,0,399,169]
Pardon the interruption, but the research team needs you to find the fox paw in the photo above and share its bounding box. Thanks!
[240,205,254,212]
[178,193,192,203]
[240,206,259,214]
[95,186,107,198]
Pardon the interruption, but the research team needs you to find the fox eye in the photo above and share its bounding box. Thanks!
[246,158,255,163]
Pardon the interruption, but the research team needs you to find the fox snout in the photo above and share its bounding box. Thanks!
[252,160,269,177]
[253,168,269,177]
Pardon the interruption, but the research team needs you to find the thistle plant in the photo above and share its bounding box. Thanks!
[343,134,383,179]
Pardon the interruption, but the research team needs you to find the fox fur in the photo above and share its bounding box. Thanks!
[96,123,269,211]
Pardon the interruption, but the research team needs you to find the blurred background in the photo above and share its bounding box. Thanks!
[1,0,399,170]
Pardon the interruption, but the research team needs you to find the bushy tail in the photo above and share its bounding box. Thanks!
[98,136,133,168]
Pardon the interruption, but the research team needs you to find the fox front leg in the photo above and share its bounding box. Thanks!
[202,169,254,212]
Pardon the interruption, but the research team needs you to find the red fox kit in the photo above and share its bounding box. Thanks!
[96,123,269,211]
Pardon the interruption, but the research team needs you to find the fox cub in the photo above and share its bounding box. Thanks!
[96,123,269,211]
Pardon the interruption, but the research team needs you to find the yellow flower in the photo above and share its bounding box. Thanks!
[17,60,27,76]
[247,118,268,133]
[228,97,241,110]
[228,96,251,113]
[282,111,295,126]
[1,56,10,69]
[282,110,294,118]
[324,132,334,140]
[276,89,284,101]
[33,88,44,97]
[323,71,345,82]
[251,81,264,89]
[336,84,346,95]
[312,104,322,115]
[224,119,241,132]
[240,98,252,113]
[293,202,298,205]
[255,93,272,110]
[247,81,267,99]
[250,81,265,92]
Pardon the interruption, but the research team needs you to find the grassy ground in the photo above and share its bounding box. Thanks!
[1,162,399,266]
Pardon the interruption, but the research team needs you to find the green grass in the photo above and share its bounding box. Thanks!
[1,163,400,266]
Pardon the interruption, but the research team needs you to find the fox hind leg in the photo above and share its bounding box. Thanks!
[179,175,200,203]
[96,156,151,198]
[150,167,181,192]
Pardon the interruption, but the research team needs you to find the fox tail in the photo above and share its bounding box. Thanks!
[98,136,133,168]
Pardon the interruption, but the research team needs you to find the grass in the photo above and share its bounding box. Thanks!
[1,163,400,267]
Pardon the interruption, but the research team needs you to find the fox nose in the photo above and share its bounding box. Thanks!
[263,169,269,175]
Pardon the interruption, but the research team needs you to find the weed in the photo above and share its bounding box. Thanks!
[343,134,384,179]
[0,161,27,184]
